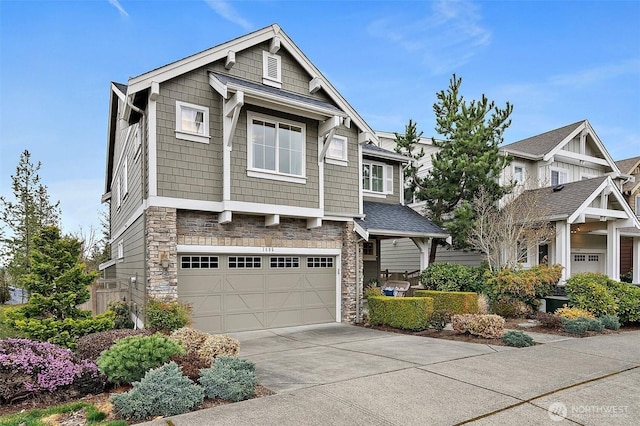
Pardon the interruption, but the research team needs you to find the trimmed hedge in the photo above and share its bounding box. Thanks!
[414,290,478,315]
[367,296,434,331]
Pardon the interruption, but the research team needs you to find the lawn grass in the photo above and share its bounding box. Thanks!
[0,304,24,339]
[0,401,127,426]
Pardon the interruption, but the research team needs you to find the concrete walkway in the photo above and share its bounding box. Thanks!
[143,323,640,425]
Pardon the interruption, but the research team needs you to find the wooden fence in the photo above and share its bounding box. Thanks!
[380,269,421,286]
[78,278,130,315]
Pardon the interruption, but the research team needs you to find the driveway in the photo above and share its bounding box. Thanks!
[143,323,640,425]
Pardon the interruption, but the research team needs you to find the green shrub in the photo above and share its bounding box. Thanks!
[108,301,134,329]
[452,314,505,339]
[145,298,191,333]
[97,333,184,384]
[367,296,434,331]
[214,356,256,373]
[501,330,535,347]
[419,263,485,293]
[599,315,621,330]
[199,357,257,402]
[429,309,451,331]
[556,306,595,320]
[566,274,617,317]
[414,290,478,315]
[561,317,603,334]
[110,362,204,420]
[486,264,563,314]
[490,297,530,318]
[5,309,115,349]
[606,281,640,324]
[620,270,633,283]
[364,284,382,299]
[76,328,153,361]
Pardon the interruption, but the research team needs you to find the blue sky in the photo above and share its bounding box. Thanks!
[1,0,639,235]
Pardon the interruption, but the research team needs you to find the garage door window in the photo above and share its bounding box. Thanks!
[307,257,334,268]
[228,256,262,268]
[270,257,300,268]
[181,256,219,269]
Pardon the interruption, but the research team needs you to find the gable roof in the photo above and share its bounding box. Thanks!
[354,201,447,240]
[502,120,585,158]
[123,23,377,144]
[362,143,409,163]
[615,155,640,193]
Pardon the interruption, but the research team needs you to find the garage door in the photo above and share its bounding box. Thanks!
[178,254,337,333]
[571,252,605,275]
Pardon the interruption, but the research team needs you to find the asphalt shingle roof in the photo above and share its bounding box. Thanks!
[615,156,640,192]
[356,201,447,237]
[210,72,343,114]
[501,120,585,157]
[112,81,128,94]
[515,176,607,218]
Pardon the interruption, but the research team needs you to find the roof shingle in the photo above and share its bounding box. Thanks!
[355,201,447,237]
[501,120,585,157]
[515,177,607,218]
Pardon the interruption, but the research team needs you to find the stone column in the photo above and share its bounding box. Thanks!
[146,206,178,300]
[341,221,361,323]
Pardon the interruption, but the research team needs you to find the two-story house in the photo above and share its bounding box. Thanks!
[99,24,446,333]
[379,120,640,284]
[615,155,640,276]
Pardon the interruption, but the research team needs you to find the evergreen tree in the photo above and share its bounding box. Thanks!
[0,150,61,286]
[403,75,513,263]
[394,119,425,203]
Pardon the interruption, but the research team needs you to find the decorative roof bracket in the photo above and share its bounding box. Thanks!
[223,91,244,148]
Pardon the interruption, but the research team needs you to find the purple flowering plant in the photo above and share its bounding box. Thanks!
[0,338,100,395]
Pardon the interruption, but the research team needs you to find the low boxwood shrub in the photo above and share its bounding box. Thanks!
[501,330,535,347]
[367,296,434,331]
[419,263,485,293]
[145,298,192,333]
[452,314,505,339]
[198,334,240,362]
[429,309,451,332]
[556,306,595,320]
[110,362,204,421]
[0,338,105,404]
[599,315,621,330]
[414,290,479,315]
[76,328,153,361]
[96,333,184,384]
[199,357,257,402]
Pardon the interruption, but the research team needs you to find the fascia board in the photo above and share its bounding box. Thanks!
[543,122,585,162]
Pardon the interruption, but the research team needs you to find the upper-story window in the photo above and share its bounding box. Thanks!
[326,135,348,166]
[513,164,524,184]
[247,112,306,184]
[551,167,568,186]
[262,51,282,88]
[635,195,640,216]
[175,101,210,143]
[363,162,393,194]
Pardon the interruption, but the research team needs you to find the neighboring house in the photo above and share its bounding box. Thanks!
[379,120,640,284]
[615,155,640,275]
[99,24,445,333]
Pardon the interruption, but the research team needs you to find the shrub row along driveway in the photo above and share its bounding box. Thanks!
[143,323,640,425]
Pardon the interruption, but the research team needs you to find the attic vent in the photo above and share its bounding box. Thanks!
[552,185,564,192]
[262,51,282,88]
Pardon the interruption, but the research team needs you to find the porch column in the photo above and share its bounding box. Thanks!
[411,237,431,270]
[633,237,640,284]
[606,221,620,280]
[555,222,571,282]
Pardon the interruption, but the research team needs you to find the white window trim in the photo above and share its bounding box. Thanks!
[122,157,128,199]
[262,51,282,88]
[362,161,393,195]
[512,163,525,185]
[363,241,377,261]
[246,112,307,184]
[175,101,210,144]
[133,126,142,162]
[115,175,121,210]
[326,135,348,166]
[550,166,569,186]
[117,240,124,260]
[635,195,640,216]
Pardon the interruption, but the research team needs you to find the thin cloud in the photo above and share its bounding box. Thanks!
[108,0,129,17]
[204,0,252,31]
[549,60,640,88]
[367,0,491,75]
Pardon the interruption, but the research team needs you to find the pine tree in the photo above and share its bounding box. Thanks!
[0,150,61,287]
[407,75,513,263]
[394,119,425,203]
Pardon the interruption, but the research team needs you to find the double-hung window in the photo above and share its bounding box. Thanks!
[550,168,568,186]
[326,135,348,166]
[363,162,393,194]
[248,112,306,183]
[513,164,524,184]
[175,101,209,143]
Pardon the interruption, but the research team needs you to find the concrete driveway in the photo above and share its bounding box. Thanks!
[144,323,640,425]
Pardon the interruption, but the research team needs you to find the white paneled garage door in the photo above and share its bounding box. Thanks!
[178,254,337,333]
[571,252,605,275]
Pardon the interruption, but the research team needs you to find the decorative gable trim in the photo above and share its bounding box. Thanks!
[568,176,640,228]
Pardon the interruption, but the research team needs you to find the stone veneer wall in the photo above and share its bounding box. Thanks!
[176,210,360,323]
[146,206,178,299]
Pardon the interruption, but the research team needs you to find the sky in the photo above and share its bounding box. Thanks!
[1,0,639,235]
